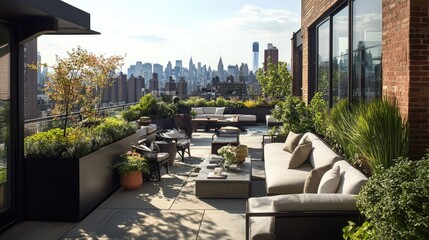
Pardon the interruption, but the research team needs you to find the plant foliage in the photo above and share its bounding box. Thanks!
[256,61,292,99]
[25,117,137,159]
[113,151,150,176]
[354,155,429,239]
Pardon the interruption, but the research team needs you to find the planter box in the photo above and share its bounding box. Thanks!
[23,133,138,221]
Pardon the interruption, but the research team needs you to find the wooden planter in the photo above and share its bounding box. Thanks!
[23,133,138,221]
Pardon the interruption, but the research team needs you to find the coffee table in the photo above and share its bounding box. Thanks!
[195,154,252,198]
[191,118,220,132]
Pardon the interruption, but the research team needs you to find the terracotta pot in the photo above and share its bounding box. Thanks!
[120,171,143,190]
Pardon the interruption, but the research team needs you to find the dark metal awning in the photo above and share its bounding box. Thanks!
[0,0,99,43]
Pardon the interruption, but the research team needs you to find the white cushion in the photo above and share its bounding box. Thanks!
[215,107,225,115]
[318,165,340,193]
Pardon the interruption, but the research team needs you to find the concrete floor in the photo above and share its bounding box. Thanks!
[0,125,269,240]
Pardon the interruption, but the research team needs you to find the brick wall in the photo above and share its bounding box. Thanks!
[408,0,429,157]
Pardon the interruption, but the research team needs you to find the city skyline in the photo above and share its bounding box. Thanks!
[37,1,301,70]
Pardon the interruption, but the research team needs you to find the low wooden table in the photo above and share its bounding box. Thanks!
[191,118,220,132]
[195,155,252,198]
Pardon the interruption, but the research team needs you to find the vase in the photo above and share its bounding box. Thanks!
[120,171,143,190]
[236,145,248,164]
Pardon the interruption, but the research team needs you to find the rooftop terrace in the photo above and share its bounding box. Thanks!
[0,125,268,240]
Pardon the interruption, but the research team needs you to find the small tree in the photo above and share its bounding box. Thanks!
[45,48,87,137]
[44,47,124,137]
[80,52,124,119]
[256,60,292,100]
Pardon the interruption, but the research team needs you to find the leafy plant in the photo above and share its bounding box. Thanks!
[353,154,429,239]
[343,221,375,240]
[308,92,328,137]
[256,61,292,99]
[122,94,177,120]
[113,151,149,176]
[271,96,312,134]
[349,99,409,173]
[0,168,7,184]
[25,116,137,159]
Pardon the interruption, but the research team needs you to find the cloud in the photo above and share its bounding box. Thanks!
[210,4,300,35]
[132,34,168,42]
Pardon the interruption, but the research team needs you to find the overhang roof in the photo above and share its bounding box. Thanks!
[0,0,99,43]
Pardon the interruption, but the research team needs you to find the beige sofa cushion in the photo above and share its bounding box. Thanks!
[193,107,203,114]
[318,165,340,193]
[215,107,225,114]
[283,131,303,153]
[248,197,275,240]
[271,194,358,212]
[304,132,341,168]
[288,136,312,169]
[334,160,368,194]
[303,164,332,193]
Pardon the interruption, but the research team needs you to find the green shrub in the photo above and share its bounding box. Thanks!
[271,96,312,134]
[350,99,409,173]
[325,99,359,163]
[308,92,328,137]
[155,101,176,118]
[214,97,227,107]
[25,117,137,159]
[187,96,208,107]
[354,154,429,239]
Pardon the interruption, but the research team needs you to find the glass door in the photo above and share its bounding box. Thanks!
[0,25,13,229]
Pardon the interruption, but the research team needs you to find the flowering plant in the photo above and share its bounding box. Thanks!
[113,151,150,176]
[217,144,238,167]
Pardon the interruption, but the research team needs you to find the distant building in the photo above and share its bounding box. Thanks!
[165,61,172,80]
[135,61,143,77]
[252,42,259,73]
[136,76,144,100]
[264,43,279,71]
[178,77,187,97]
[142,63,152,87]
[217,57,224,81]
[165,76,177,92]
[216,81,247,99]
[153,63,163,81]
[149,73,159,92]
[127,75,136,103]
[227,65,239,82]
[23,39,38,119]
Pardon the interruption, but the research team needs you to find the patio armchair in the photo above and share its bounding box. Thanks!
[157,128,191,162]
[132,139,169,181]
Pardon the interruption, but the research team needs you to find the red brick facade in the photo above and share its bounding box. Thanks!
[301,0,429,158]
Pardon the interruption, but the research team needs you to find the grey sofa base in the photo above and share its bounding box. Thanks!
[246,211,362,240]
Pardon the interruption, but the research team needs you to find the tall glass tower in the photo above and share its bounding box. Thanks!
[252,42,259,73]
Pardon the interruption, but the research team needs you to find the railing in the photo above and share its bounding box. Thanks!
[24,102,138,137]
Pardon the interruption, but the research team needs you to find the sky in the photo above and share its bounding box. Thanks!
[38,0,301,72]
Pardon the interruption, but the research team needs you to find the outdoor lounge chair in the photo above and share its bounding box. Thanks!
[132,139,169,181]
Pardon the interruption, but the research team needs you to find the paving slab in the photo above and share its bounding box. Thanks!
[0,221,76,240]
[197,210,245,240]
[64,209,203,240]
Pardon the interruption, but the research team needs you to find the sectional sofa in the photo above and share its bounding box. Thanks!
[246,132,368,239]
[191,107,256,125]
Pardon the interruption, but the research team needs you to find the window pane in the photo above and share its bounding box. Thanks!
[0,26,11,213]
[332,7,349,105]
[317,20,330,103]
[352,0,382,102]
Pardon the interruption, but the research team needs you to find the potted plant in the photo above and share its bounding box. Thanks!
[217,144,238,169]
[190,109,197,119]
[113,151,149,190]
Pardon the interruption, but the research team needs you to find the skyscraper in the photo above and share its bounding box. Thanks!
[252,42,259,73]
[217,57,224,81]
[175,60,182,77]
[165,61,172,81]
[264,43,279,71]
[141,63,152,87]
[153,63,163,82]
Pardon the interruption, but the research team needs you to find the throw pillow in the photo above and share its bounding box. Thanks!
[150,141,160,153]
[283,131,303,153]
[318,165,341,193]
[287,136,312,168]
[215,107,225,115]
[303,164,332,193]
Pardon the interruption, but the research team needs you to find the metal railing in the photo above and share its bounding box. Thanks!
[24,102,138,137]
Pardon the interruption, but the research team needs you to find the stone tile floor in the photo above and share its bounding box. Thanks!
[0,125,269,240]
